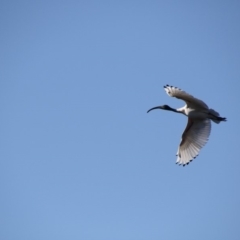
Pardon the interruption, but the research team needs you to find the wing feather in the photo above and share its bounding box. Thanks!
[176,118,211,166]
[164,85,208,109]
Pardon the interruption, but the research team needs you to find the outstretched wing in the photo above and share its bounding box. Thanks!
[164,85,208,109]
[176,118,211,166]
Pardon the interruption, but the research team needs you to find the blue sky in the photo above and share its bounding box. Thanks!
[1,1,240,239]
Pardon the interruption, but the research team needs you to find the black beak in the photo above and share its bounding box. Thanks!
[147,106,162,113]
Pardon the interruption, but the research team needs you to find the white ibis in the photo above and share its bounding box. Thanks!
[147,85,226,166]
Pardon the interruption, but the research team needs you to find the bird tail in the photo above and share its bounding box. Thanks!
[209,109,227,124]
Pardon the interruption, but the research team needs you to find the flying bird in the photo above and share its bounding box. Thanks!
[147,85,226,166]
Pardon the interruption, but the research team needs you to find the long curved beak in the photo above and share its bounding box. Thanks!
[147,106,162,113]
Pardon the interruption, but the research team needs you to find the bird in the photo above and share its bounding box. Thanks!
[147,84,226,166]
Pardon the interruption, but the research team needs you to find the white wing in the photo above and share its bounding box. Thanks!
[176,118,211,166]
[164,85,208,109]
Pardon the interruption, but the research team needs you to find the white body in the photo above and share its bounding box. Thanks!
[163,85,225,166]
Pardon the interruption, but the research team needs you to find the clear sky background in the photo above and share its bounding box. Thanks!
[1,1,240,240]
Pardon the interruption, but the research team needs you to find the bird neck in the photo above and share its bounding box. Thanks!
[166,106,178,113]
[176,107,186,115]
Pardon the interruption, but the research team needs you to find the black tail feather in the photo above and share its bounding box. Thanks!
[217,116,227,122]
